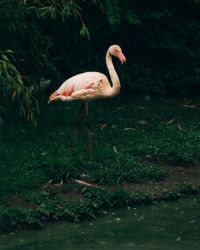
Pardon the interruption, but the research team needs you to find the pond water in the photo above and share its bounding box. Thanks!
[0,195,200,250]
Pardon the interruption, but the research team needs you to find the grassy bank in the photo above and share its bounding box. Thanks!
[1,92,200,232]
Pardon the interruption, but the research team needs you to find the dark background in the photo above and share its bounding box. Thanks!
[1,0,200,122]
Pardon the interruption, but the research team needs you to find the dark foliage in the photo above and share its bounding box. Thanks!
[1,0,200,122]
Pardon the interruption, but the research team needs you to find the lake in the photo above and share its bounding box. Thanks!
[0,195,200,250]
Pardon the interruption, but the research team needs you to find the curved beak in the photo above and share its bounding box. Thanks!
[118,52,126,64]
[48,91,58,103]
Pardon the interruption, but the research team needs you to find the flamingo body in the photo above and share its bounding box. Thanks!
[49,72,110,102]
[48,45,126,157]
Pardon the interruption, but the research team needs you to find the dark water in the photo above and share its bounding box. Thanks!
[0,195,200,250]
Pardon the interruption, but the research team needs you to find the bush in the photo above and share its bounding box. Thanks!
[1,0,200,123]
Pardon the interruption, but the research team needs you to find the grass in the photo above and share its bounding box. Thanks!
[1,91,200,231]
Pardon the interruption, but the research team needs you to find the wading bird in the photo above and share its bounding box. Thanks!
[48,45,126,157]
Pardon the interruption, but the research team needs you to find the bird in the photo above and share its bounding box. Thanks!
[48,44,126,157]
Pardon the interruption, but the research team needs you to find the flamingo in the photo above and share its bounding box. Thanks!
[48,45,126,157]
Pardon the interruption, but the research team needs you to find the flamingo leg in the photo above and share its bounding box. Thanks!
[70,103,84,154]
[85,102,92,158]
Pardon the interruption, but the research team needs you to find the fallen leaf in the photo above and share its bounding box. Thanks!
[101,124,107,130]
[75,179,103,189]
[167,118,176,124]
[81,187,87,193]
[98,124,107,130]
[137,120,147,125]
[117,105,126,110]
[42,179,53,189]
[181,104,196,108]
[178,123,182,130]
[137,106,147,110]
[47,179,53,185]
[54,179,63,187]
[41,152,47,156]
[113,145,118,153]
[124,128,136,131]
[161,118,176,124]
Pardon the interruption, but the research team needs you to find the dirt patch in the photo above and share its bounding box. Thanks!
[3,195,35,209]
[57,191,84,202]
[3,164,200,209]
[117,164,200,196]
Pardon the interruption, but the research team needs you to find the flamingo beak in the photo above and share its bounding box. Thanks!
[48,91,58,103]
[118,52,126,64]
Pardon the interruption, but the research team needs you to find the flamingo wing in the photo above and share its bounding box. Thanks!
[49,72,109,102]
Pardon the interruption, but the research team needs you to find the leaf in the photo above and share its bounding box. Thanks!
[181,104,196,108]
[138,106,147,110]
[127,11,141,25]
[27,110,30,121]
[0,105,5,112]
[80,25,86,36]
[113,145,118,153]
[105,0,121,27]
[124,128,136,130]
[5,50,14,54]
[84,26,90,40]
[35,99,40,114]
[2,54,9,62]
[161,118,176,124]
[20,105,26,116]
[166,118,176,124]
[117,105,126,110]
[42,179,53,189]
[137,120,147,125]
[75,179,103,189]
[12,91,16,102]
[178,123,182,130]
[99,124,107,130]
[47,179,53,185]
[39,7,51,17]
[54,179,63,187]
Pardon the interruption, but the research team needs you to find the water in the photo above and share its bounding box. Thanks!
[0,195,200,250]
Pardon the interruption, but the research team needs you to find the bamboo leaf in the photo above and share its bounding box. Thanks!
[35,99,40,114]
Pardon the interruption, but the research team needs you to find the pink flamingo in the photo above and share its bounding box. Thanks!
[48,45,126,157]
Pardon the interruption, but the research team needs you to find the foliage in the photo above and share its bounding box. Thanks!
[1,0,200,122]
[163,184,199,201]
[0,0,92,123]
[88,158,167,185]
[1,94,200,196]
[0,50,40,125]
[0,183,198,233]
[100,0,200,95]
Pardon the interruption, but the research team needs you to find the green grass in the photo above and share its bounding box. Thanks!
[1,92,200,231]
[1,93,200,196]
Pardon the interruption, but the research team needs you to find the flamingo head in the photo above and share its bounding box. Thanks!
[48,91,67,103]
[109,45,126,64]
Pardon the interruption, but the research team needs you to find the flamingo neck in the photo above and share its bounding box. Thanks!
[106,50,120,97]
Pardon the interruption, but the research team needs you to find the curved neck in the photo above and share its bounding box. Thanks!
[106,51,120,96]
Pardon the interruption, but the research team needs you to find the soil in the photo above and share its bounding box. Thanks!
[119,164,200,196]
[4,163,200,208]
